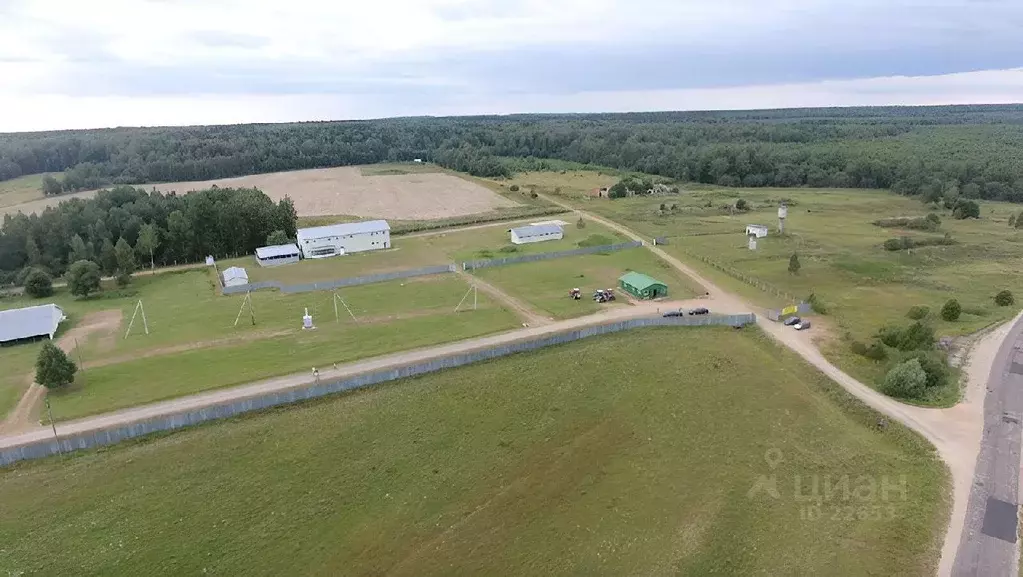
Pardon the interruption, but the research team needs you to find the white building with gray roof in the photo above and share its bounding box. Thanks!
[255,243,300,267]
[296,220,390,259]
[0,303,66,344]
[509,223,564,245]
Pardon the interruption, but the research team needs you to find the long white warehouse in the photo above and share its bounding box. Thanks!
[510,224,564,245]
[296,220,391,259]
[0,303,66,345]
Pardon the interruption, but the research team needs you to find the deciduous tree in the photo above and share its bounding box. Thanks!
[35,342,77,389]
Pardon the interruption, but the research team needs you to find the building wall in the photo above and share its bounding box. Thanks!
[510,229,563,245]
[256,254,299,267]
[299,229,390,258]
[224,276,249,288]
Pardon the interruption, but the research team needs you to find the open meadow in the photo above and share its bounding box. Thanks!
[0,164,520,220]
[0,173,61,209]
[474,248,705,319]
[0,268,521,422]
[0,327,947,577]
[511,171,1023,400]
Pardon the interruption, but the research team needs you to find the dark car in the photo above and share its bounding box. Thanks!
[663,310,684,318]
[783,316,801,326]
[688,307,710,315]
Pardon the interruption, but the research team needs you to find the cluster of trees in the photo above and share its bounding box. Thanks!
[6,105,1023,201]
[0,186,297,285]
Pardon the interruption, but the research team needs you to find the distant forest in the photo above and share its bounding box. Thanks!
[4,105,1023,202]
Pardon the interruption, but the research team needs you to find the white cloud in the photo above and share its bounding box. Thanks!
[0,0,1021,130]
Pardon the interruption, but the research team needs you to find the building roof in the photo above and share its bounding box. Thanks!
[746,224,768,230]
[255,244,300,259]
[618,271,666,290]
[0,303,65,343]
[222,266,248,283]
[511,224,563,238]
[297,220,390,241]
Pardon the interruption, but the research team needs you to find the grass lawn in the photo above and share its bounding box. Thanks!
[0,270,520,421]
[0,172,58,208]
[474,248,704,319]
[222,219,628,284]
[0,327,947,576]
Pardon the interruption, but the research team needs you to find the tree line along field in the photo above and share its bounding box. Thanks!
[6,105,1023,203]
[0,327,948,577]
[521,171,1023,402]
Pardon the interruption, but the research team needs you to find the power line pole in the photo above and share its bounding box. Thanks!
[44,396,61,457]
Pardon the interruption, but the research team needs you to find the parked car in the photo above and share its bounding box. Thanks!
[662,310,684,318]
[783,316,801,326]
[794,320,812,330]
[688,307,710,315]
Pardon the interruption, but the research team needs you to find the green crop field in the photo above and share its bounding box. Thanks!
[0,269,521,421]
[474,248,704,319]
[0,327,947,576]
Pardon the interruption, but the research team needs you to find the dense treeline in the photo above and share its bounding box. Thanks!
[5,105,1023,200]
[0,187,296,284]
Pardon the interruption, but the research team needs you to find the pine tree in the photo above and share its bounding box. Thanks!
[788,253,801,275]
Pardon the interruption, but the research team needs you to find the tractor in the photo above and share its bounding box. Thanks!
[593,288,616,303]
[569,288,581,300]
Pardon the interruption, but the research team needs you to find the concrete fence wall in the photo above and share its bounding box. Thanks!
[463,241,643,271]
[0,313,755,467]
[222,264,457,295]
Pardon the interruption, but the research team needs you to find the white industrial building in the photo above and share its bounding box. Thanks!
[222,266,249,288]
[510,224,564,245]
[255,243,300,267]
[296,220,390,259]
[0,303,66,345]
[745,224,769,238]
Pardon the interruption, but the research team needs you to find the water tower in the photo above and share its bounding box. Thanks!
[778,203,788,234]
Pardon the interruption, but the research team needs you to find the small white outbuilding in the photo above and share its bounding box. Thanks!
[222,266,249,288]
[0,303,66,344]
[745,224,769,238]
[509,224,564,245]
[255,243,300,267]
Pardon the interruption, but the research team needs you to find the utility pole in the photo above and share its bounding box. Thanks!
[44,397,62,456]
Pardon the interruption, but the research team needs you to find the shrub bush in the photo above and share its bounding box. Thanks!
[497,245,519,253]
[509,184,519,192]
[806,292,827,314]
[883,358,927,399]
[864,342,889,361]
[906,305,930,320]
[876,322,935,351]
[850,341,868,356]
[897,350,951,390]
[995,290,1015,307]
[24,269,53,298]
[941,299,962,321]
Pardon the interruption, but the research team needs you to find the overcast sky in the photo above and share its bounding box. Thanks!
[1,0,1022,132]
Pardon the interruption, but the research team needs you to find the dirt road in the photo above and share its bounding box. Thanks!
[455,269,553,326]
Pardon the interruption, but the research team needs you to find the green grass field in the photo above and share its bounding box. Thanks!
[475,248,704,319]
[223,219,628,284]
[0,270,521,421]
[0,172,58,207]
[0,327,947,576]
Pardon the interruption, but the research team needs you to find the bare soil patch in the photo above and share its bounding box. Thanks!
[4,167,520,220]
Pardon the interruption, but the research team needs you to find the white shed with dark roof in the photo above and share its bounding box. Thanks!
[255,243,300,267]
[0,303,66,344]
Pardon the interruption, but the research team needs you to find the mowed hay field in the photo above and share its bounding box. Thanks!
[0,269,521,421]
[0,327,947,576]
[1,164,519,220]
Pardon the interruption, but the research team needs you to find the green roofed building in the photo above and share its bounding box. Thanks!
[618,272,668,299]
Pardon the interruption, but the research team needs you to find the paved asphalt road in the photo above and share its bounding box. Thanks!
[953,313,1023,576]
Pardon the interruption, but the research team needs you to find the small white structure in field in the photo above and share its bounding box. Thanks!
[413,158,423,163]
[255,243,300,267]
[745,224,769,239]
[222,266,249,288]
[510,223,564,245]
[778,203,788,233]
[0,304,66,344]
[302,308,314,330]
[205,255,215,266]
[748,234,758,251]
[296,220,390,259]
